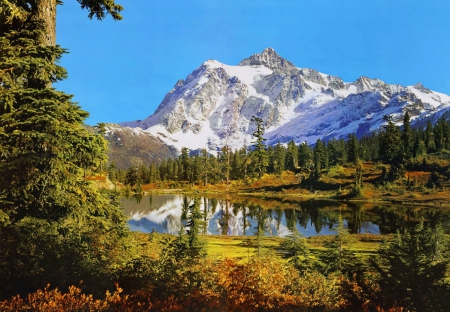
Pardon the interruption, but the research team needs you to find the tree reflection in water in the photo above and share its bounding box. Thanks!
[122,195,450,236]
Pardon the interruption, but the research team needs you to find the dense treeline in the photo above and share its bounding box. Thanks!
[112,112,450,189]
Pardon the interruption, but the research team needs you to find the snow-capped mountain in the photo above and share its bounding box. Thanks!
[118,48,450,153]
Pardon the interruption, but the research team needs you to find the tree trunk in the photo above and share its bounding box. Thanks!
[31,0,57,46]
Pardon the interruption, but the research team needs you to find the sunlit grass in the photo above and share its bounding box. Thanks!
[202,234,382,263]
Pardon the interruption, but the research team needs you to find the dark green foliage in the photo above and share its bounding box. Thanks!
[347,134,359,165]
[107,161,119,184]
[373,221,449,311]
[280,228,311,272]
[199,148,211,186]
[327,138,347,166]
[425,119,436,152]
[0,10,132,298]
[298,141,312,168]
[318,215,358,276]
[272,142,286,175]
[125,166,139,187]
[186,197,206,257]
[313,139,327,179]
[179,147,190,181]
[250,116,269,178]
[434,116,450,151]
[352,165,364,196]
[380,115,405,181]
[402,112,412,158]
[285,139,298,171]
[219,145,231,184]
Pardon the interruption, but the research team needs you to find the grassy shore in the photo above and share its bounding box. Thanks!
[135,231,386,263]
[109,159,448,207]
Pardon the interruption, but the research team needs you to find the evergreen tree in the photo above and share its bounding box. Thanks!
[149,163,157,183]
[124,165,138,186]
[199,148,211,186]
[220,145,231,184]
[313,139,326,179]
[285,140,299,171]
[273,142,286,175]
[352,165,364,196]
[402,111,412,158]
[230,149,242,180]
[380,115,404,180]
[425,119,436,152]
[0,0,132,297]
[412,136,427,158]
[347,133,359,165]
[107,161,119,185]
[250,116,269,178]
[319,215,357,276]
[434,116,449,151]
[179,147,190,181]
[280,227,310,272]
[186,197,206,258]
[374,221,449,311]
[298,141,312,168]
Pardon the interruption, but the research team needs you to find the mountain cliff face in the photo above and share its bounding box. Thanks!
[117,48,450,154]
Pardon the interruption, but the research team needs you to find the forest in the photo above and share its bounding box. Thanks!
[111,113,450,199]
[1,1,450,311]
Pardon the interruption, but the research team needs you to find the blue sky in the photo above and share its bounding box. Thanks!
[56,0,450,125]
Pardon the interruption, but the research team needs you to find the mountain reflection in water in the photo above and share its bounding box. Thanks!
[121,194,450,237]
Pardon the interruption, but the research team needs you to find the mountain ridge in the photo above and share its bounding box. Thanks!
[115,48,450,155]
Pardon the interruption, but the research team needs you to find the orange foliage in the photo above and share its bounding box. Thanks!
[85,175,107,182]
[1,257,408,311]
[405,171,430,184]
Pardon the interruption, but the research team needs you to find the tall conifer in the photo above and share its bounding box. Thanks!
[0,0,131,297]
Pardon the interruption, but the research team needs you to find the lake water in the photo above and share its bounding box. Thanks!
[121,194,450,237]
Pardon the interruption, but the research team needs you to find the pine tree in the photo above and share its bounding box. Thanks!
[250,116,269,179]
[380,115,404,180]
[285,140,299,171]
[230,149,242,180]
[374,221,449,311]
[200,148,211,186]
[319,215,357,275]
[273,142,286,175]
[220,145,231,184]
[402,111,412,158]
[313,139,326,179]
[347,133,359,165]
[0,0,131,297]
[107,161,119,185]
[280,227,310,272]
[425,119,436,152]
[179,147,190,181]
[186,197,206,258]
[298,141,312,168]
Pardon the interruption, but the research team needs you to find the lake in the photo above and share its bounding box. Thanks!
[121,194,450,237]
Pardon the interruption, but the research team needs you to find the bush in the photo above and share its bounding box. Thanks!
[327,165,345,178]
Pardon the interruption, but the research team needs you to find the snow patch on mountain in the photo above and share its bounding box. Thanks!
[118,48,450,154]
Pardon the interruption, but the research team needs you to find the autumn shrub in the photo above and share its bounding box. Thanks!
[327,165,345,178]
[222,255,345,311]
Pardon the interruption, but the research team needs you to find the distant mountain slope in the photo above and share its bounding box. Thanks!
[103,125,178,168]
[116,48,450,154]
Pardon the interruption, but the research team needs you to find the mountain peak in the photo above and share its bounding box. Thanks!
[239,48,295,73]
[118,48,450,156]
[412,82,431,93]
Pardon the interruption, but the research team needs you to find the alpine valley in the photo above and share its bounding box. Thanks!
[105,48,450,167]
